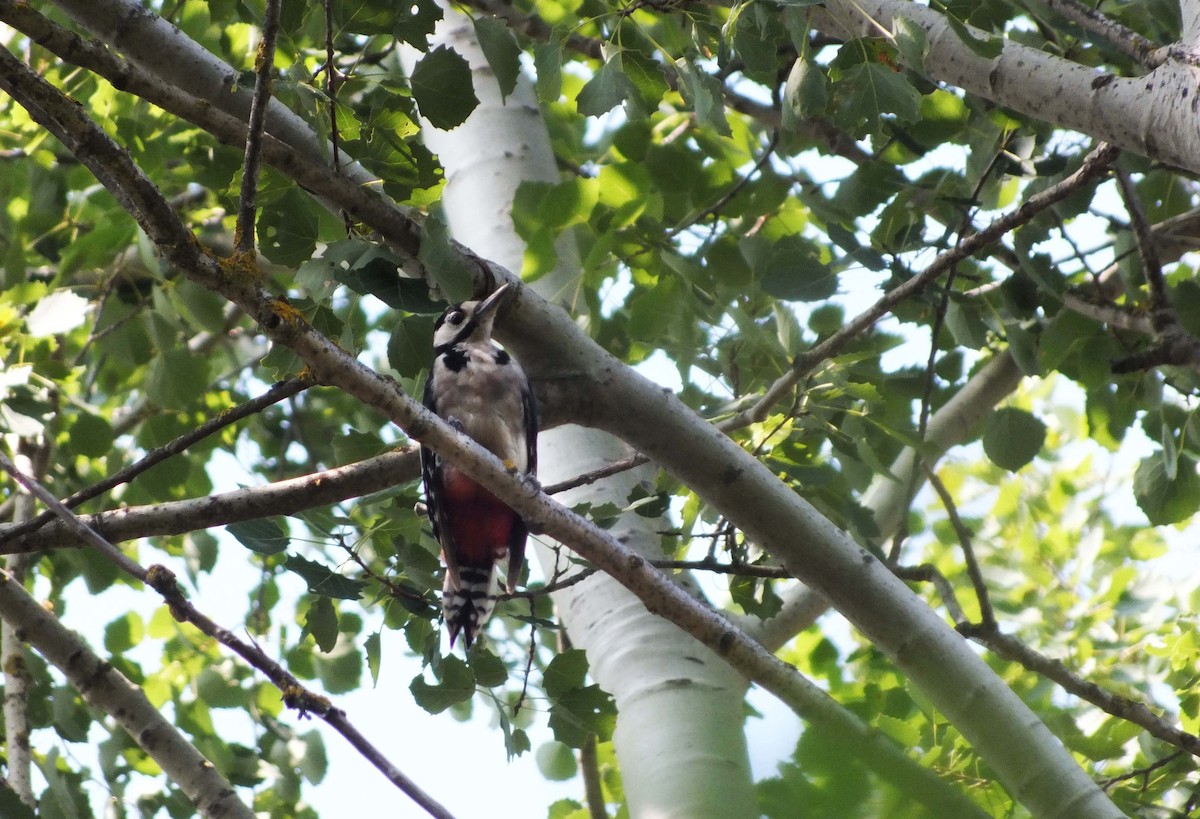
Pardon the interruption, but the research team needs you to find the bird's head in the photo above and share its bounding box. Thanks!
[432,283,512,352]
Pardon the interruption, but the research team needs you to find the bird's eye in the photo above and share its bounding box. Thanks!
[448,309,465,325]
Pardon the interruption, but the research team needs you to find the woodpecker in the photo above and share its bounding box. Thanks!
[420,283,537,650]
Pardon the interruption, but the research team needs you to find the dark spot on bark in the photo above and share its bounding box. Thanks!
[664,677,694,688]
[717,630,735,655]
[626,554,645,570]
[861,549,874,566]
[683,655,705,665]
[1091,74,1116,90]
[720,466,743,485]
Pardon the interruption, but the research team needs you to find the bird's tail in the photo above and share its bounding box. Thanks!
[443,563,498,650]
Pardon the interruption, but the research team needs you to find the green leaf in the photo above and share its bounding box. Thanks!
[533,42,563,104]
[296,731,329,784]
[982,407,1046,471]
[410,46,478,130]
[25,289,90,337]
[284,555,366,600]
[365,632,382,687]
[548,685,615,748]
[227,518,290,555]
[839,63,922,125]
[473,18,521,102]
[305,596,339,652]
[145,348,211,411]
[943,11,1004,59]
[417,215,473,303]
[893,15,930,67]
[674,59,731,136]
[196,665,250,708]
[468,646,509,687]
[104,612,143,654]
[68,412,114,459]
[52,686,91,743]
[543,649,588,699]
[409,655,475,713]
[537,741,579,781]
[388,313,437,378]
[749,236,835,302]
[782,58,828,128]
[392,0,442,45]
[1134,453,1200,525]
[258,187,319,266]
[577,57,637,117]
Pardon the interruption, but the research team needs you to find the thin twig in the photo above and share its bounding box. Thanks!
[324,0,341,173]
[0,377,311,545]
[234,0,282,255]
[543,454,649,495]
[0,451,146,579]
[1,448,421,553]
[891,562,967,624]
[1110,169,1200,373]
[925,469,995,627]
[579,733,609,819]
[1036,0,1162,68]
[668,130,781,237]
[0,449,457,818]
[1098,750,1184,790]
[722,143,1120,430]
[501,557,793,601]
[959,622,1200,758]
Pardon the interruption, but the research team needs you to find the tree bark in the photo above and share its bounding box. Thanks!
[403,11,759,815]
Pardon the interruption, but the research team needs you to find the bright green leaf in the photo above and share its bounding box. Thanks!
[410,46,479,130]
[982,407,1046,471]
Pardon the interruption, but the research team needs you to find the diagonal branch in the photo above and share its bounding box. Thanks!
[234,0,282,255]
[0,563,257,818]
[0,376,311,545]
[0,40,991,817]
[722,143,1119,429]
[0,450,457,819]
[0,448,421,553]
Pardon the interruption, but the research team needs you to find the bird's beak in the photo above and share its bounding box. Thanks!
[474,282,512,320]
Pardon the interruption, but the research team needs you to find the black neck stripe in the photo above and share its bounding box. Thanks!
[434,317,480,355]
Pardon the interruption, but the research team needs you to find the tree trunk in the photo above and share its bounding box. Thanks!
[406,11,759,816]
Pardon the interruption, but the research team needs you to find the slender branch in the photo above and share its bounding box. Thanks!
[0,565,257,818]
[722,142,1120,429]
[543,453,649,495]
[1,445,41,809]
[0,21,1110,814]
[0,448,457,818]
[0,451,146,578]
[1110,169,1200,373]
[1035,0,1163,68]
[0,448,421,553]
[1098,750,1184,790]
[0,377,311,545]
[925,469,995,627]
[579,735,609,819]
[891,563,967,624]
[234,0,282,255]
[503,557,794,601]
[668,130,781,237]
[959,623,1200,758]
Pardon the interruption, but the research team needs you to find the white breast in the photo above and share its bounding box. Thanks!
[432,343,530,471]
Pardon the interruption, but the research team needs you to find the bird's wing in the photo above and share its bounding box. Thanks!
[421,369,463,590]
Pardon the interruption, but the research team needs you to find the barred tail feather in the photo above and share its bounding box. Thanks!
[443,565,498,649]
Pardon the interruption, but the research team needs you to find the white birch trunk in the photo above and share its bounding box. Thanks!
[817,0,1200,174]
[403,12,758,817]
